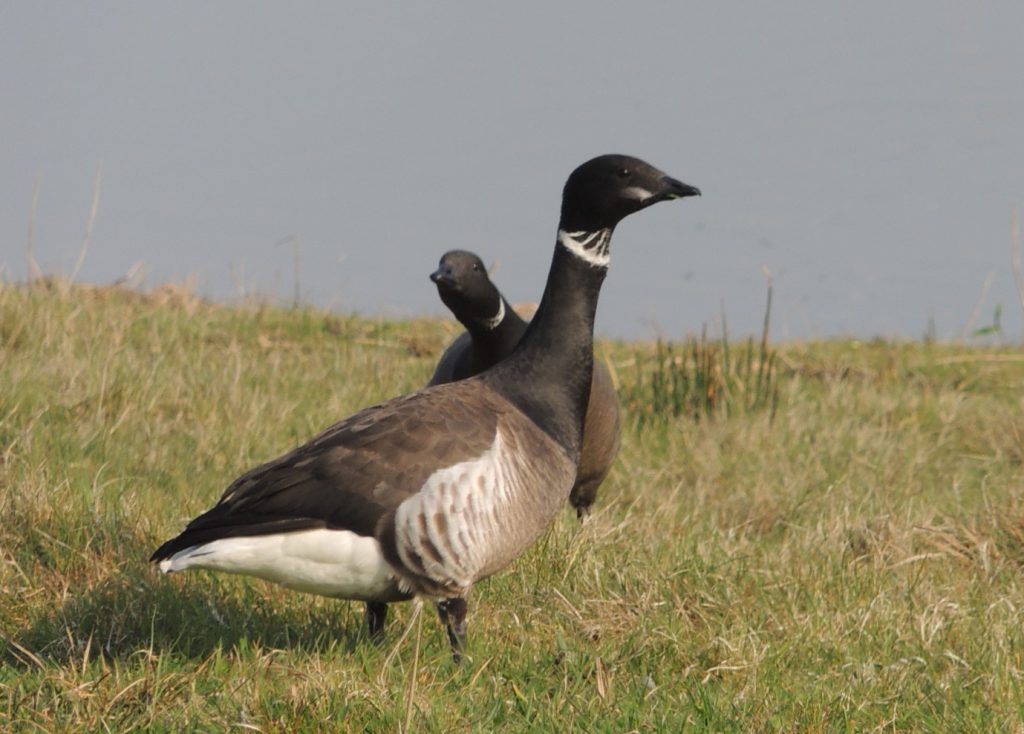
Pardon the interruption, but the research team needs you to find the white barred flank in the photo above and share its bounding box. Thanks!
[557,228,612,267]
[393,430,516,591]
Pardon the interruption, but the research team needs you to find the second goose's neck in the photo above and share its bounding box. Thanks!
[485,229,610,458]
[462,297,527,356]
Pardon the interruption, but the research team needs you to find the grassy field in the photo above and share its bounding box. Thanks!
[2,280,1024,732]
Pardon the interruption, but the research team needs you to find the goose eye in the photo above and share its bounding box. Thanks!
[617,168,631,178]
[472,263,481,272]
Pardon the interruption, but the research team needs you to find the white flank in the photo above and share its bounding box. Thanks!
[394,430,513,590]
[557,229,611,267]
[158,528,398,601]
[479,298,505,330]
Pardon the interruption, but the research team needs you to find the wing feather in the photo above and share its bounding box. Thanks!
[151,380,505,560]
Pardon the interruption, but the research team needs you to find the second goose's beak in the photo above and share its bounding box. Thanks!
[430,265,456,288]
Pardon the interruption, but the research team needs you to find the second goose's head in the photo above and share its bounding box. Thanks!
[430,250,507,331]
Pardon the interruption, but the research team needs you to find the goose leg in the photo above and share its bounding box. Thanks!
[570,480,598,522]
[436,597,468,662]
[365,601,388,638]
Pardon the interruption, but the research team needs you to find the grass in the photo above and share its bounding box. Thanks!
[2,279,1024,732]
[619,331,779,426]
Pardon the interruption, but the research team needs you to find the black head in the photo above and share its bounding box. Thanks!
[559,154,701,232]
[429,250,506,329]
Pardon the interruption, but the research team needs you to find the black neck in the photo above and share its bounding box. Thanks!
[484,240,607,459]
[459,296,527,358]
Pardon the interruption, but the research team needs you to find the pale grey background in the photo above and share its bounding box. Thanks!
[2,2,1023,341]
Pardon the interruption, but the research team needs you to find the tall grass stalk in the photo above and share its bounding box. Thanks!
[621,282,779,426]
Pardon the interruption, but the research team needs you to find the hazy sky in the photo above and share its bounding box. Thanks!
[2,2,1023,341]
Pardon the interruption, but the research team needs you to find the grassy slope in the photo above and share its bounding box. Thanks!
[2,281,1024,732]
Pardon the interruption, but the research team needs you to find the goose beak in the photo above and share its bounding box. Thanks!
[660,177,701,201]
[430,265,456,288]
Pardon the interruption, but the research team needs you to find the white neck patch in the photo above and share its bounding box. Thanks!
[477,298,505,330]
[557,228,611,268]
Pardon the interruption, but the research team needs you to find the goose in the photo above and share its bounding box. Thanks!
[427,249,621,521]
[150,154,700,660]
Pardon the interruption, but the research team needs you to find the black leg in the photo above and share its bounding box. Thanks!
[435,597,468,662]
[365,601,388,638]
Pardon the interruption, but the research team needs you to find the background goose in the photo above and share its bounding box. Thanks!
[150,154,700,660]
[428,249,621,520]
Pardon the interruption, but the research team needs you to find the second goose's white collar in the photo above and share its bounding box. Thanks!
[478,299,506,330]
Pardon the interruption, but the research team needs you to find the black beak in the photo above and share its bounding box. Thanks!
[660,176,701,201]
[430,265,456,287]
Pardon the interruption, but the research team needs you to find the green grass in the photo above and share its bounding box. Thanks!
[619,333,779,427]
[2,279,1024,732]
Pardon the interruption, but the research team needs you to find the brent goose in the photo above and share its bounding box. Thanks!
[151,154,700,660]
[427,250,621,520]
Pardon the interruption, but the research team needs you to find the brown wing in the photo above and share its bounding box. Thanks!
[151,380,504,560]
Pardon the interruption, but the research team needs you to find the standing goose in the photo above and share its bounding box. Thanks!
[427,250,621,520]
[150,154,700,660]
